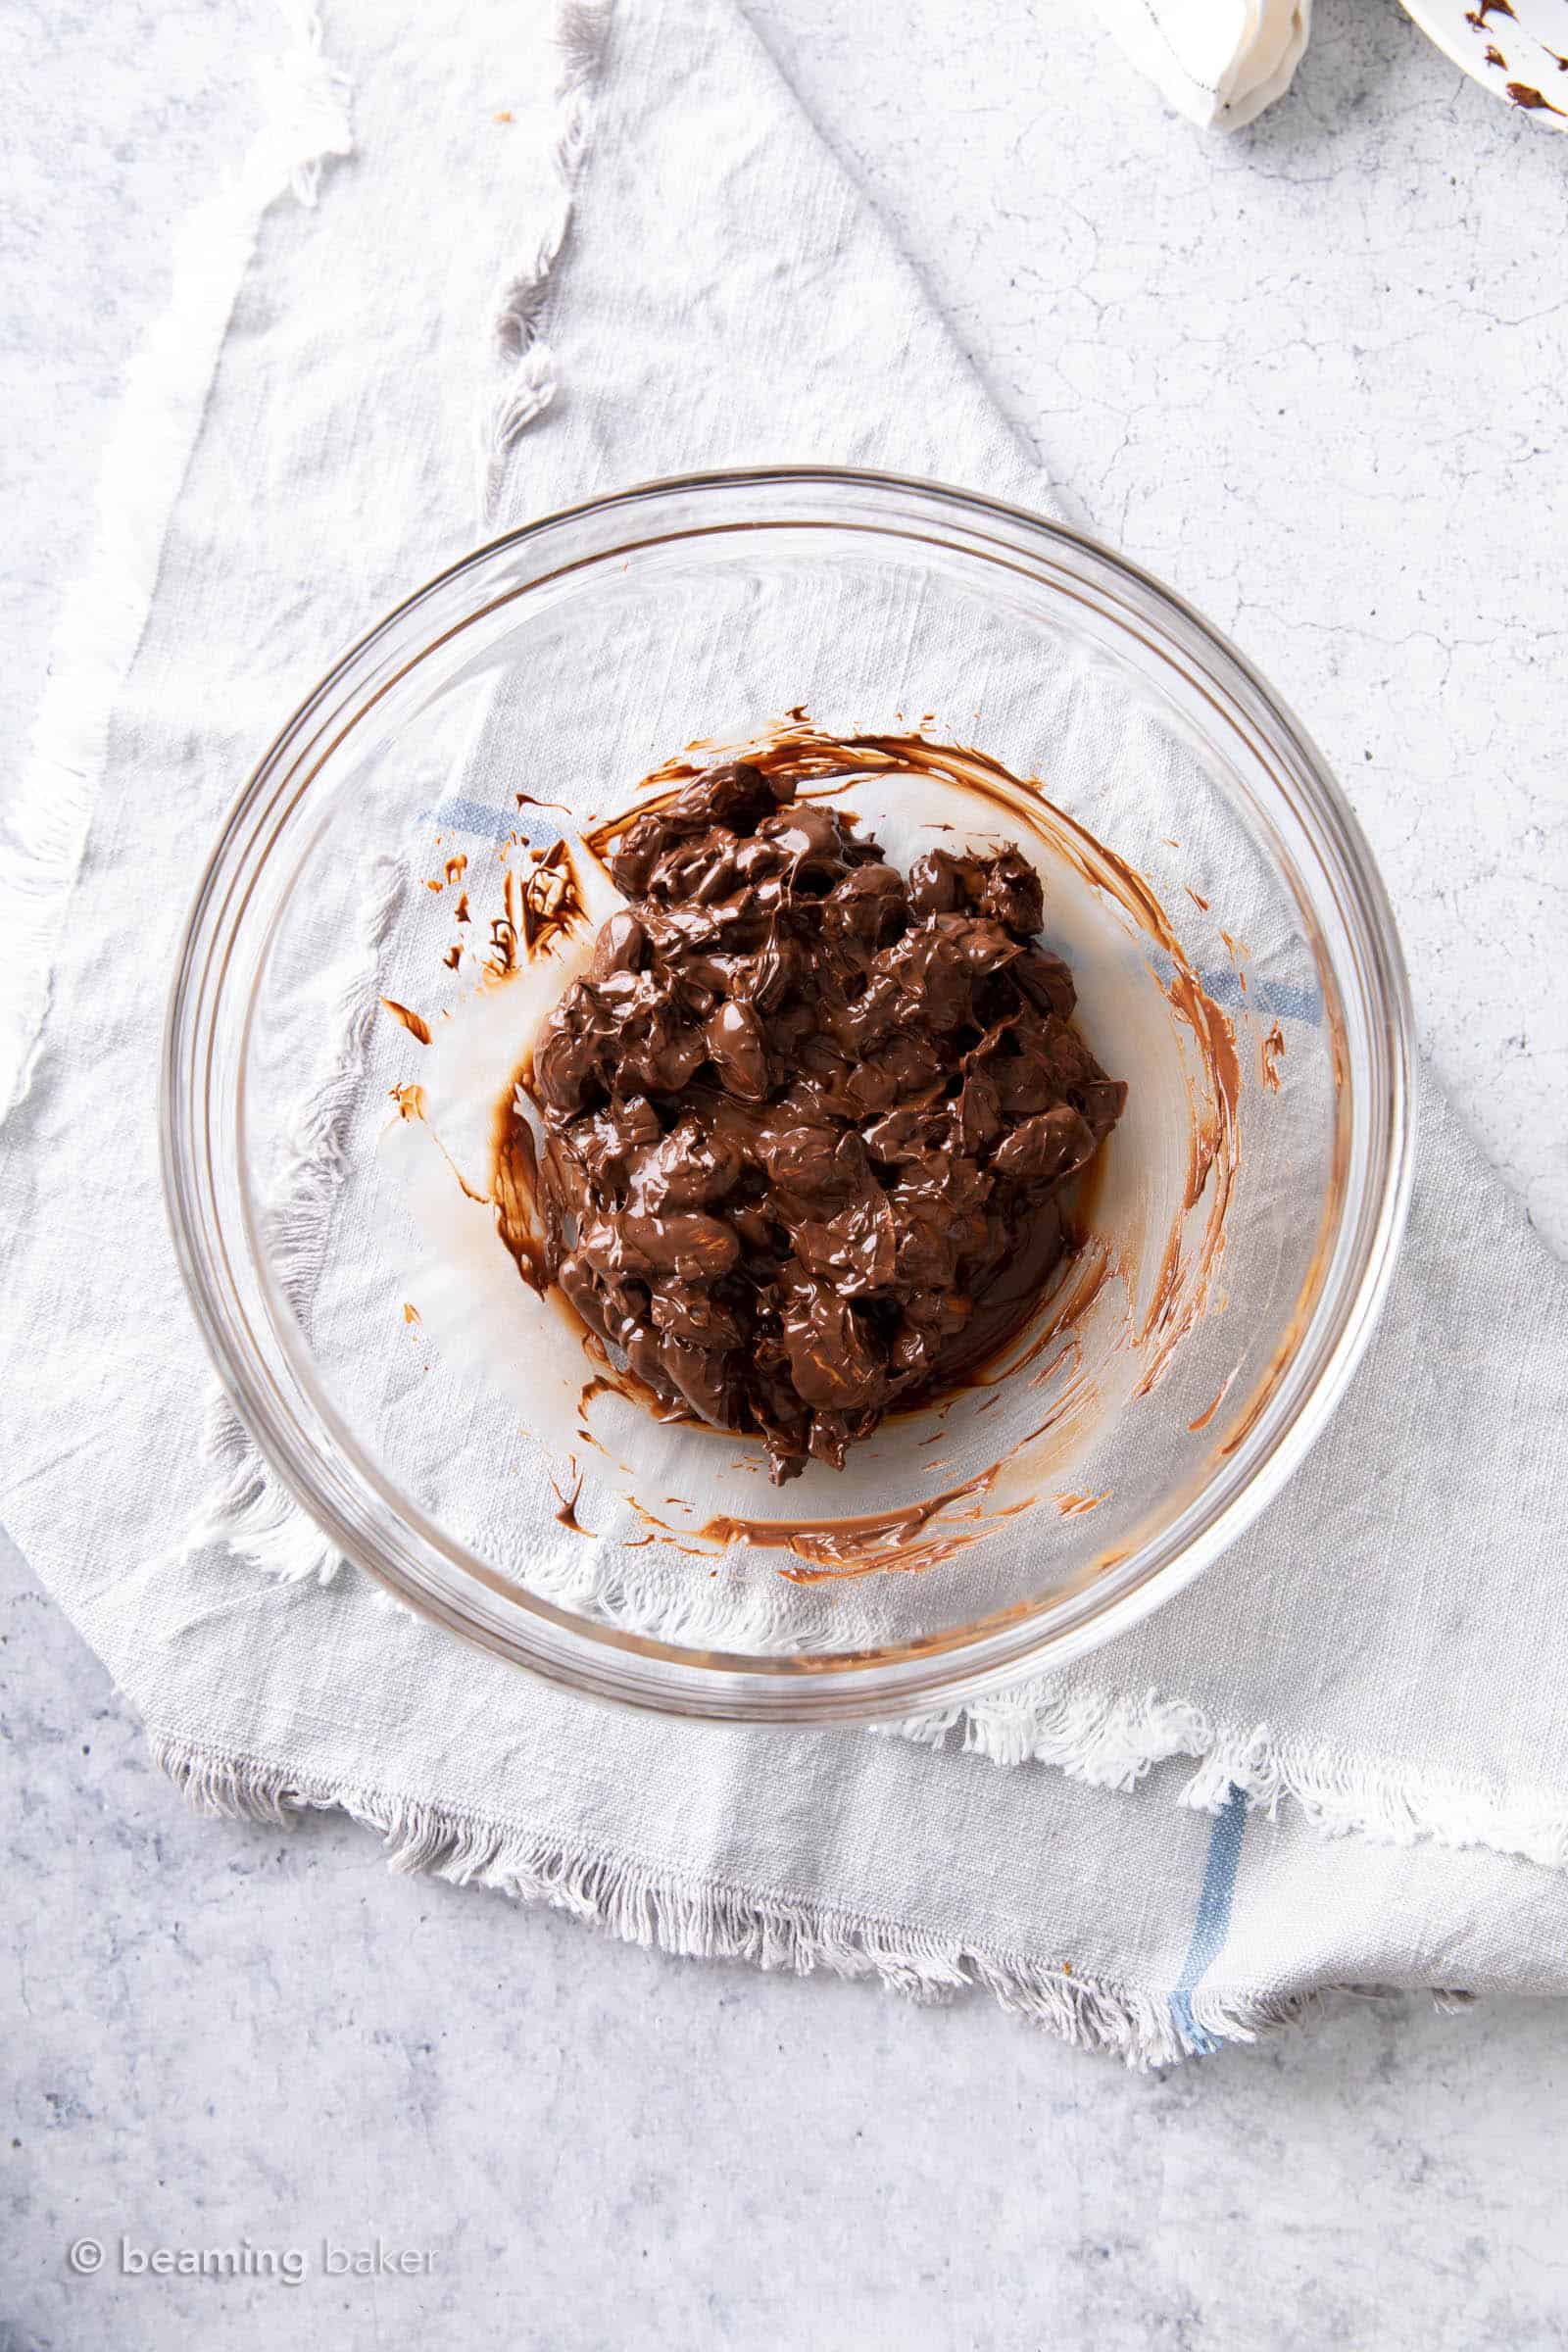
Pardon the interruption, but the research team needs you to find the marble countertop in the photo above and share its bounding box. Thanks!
[4,1,1566,2345]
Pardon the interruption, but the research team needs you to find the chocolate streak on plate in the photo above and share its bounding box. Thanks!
[1507,80,1566,113]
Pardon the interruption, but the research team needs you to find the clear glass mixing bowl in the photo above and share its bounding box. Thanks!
[162,469,1413,1721]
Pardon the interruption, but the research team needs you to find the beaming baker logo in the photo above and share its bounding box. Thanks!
[66,2235,437,2285]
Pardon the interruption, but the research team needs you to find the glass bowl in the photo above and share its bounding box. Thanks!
[162,468,1413,1722]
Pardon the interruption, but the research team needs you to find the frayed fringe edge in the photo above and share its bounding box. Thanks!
[197,1494,1568,1875]
[0,1,352,1122]
[192,1395,344,1586]
[149,1730,1328,2068]
[900,1680,1568,1873]
[479,0,613,514]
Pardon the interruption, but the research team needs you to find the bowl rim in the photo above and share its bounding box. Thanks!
[162,464,1416,1722]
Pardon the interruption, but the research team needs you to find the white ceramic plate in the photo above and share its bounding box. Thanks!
[1401,0,1568,124]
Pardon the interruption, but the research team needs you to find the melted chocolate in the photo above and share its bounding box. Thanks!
[523,760,1127,1484]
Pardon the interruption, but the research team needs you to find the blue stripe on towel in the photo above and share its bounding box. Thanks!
[425,795,518,843]
[1198,968,1324,1025]
[1168,1784,1248,2056]
[423,796,582,850]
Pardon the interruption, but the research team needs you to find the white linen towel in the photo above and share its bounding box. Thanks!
[2,0,1564,2068]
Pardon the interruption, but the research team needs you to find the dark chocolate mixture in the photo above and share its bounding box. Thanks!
[528,761,1126,1483]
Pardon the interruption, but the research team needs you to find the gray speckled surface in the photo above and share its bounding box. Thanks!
[4,2,1568,2345]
